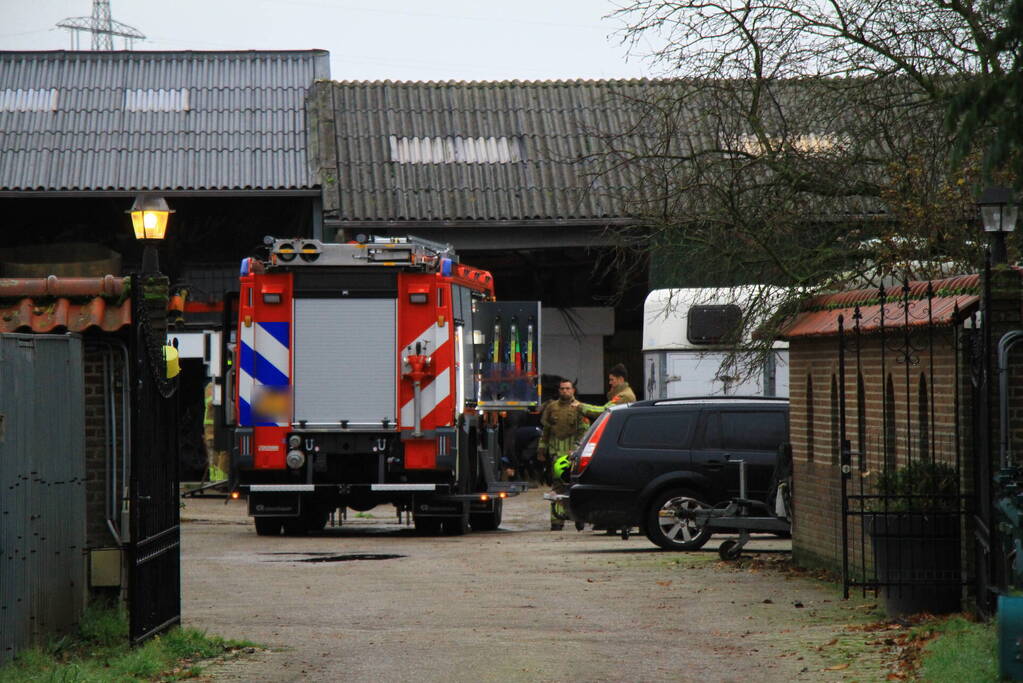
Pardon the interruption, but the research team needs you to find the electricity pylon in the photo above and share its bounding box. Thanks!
[57,0,145,50]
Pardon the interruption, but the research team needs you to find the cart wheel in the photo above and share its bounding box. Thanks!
[718,539,742,561]
[621,527,630,541]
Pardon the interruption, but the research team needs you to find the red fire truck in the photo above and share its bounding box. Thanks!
[228,235,538,535]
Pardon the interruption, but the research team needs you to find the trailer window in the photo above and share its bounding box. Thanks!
[687,304,741,344]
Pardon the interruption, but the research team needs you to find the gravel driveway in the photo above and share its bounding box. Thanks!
[182,489,890,682]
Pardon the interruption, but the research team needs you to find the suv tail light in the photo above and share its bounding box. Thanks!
[574,412,610,475]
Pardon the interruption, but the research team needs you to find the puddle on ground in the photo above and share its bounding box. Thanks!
[260,551,334,556]
[266,553,406,563]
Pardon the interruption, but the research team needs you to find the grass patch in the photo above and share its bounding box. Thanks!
[916,616,997,682]
[0,601,258,682]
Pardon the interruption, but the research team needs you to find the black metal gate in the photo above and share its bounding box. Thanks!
[838,281,970,612]
[128,275,181,644]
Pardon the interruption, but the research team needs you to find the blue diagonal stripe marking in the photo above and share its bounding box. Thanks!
[254,352,289,387]
[260,321,290,348]
[239,397,252,426]
[239,341,254,373]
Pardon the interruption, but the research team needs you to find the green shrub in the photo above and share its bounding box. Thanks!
[870,459,959,513]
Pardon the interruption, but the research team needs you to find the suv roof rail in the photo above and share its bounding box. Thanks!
[631,395,790,407]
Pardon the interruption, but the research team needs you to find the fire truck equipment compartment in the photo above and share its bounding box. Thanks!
[293,298,397,427]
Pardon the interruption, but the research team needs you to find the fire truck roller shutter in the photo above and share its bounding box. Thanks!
[293,298,397,427]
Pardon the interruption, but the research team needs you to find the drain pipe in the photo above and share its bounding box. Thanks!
[117,339,131,542]
[998,330,1023,469]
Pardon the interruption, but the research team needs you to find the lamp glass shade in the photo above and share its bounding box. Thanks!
[127,194,174,240]
[981,204,1019,233]
[130,209,170,240]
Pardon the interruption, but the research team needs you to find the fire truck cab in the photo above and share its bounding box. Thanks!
[229,235,537,535]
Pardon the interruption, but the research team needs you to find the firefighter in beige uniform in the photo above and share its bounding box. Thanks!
[578,364,637,419]
[538,379,589,530]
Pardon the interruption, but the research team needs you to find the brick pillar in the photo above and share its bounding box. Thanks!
[972,265,1023,609]
[987,265,1023,472]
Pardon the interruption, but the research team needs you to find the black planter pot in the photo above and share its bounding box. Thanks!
[865,513,961,618]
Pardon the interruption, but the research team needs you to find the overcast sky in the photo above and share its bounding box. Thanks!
[0,0,654,81]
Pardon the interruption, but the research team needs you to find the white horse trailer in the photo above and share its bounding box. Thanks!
[642,288,789,400]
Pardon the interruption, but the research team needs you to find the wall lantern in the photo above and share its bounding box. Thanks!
[978,186,1018,265]
[126,194,174,275]
[127,193,174,241]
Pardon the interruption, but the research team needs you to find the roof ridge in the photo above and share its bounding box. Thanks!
[0,49,328,58]
[327,77,669,87]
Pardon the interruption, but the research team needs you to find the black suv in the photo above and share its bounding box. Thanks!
[567,397,789,550]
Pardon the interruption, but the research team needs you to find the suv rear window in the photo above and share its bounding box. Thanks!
[704,410,786,451]
[618,411,696,449]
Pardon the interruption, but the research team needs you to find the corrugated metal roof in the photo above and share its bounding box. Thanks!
[311,79,700,222]
[0,275,130,333]
[0,50,329,192]
[311,78,901,223]
[777,273,993,339]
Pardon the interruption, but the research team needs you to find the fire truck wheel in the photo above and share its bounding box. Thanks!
[254,517,282,536]
[413,516,442,535]
[442,514,470,536]
[470,499,503,531]
[281,518,308,536]
[304,507,330,532]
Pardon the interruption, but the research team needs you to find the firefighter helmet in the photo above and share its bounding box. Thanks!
[553,454,571,481]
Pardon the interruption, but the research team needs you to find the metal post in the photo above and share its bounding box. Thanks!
[838,313,850,599]
[141,243,160,276]
[992,231,1008,267]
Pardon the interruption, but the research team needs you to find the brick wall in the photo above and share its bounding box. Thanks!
[82,332,129,552]
[788,329,970,573]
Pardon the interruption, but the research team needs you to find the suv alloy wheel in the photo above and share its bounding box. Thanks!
[644,488,712,550]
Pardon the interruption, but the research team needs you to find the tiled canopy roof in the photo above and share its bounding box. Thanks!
[777,273,990,339]
[0,275,130,333]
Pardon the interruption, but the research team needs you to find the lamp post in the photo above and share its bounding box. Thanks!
[978,186,1018,265]
[127,194,174,275]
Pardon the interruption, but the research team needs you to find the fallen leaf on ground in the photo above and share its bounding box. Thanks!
[656,580,672,587]
[825,663,850,671]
